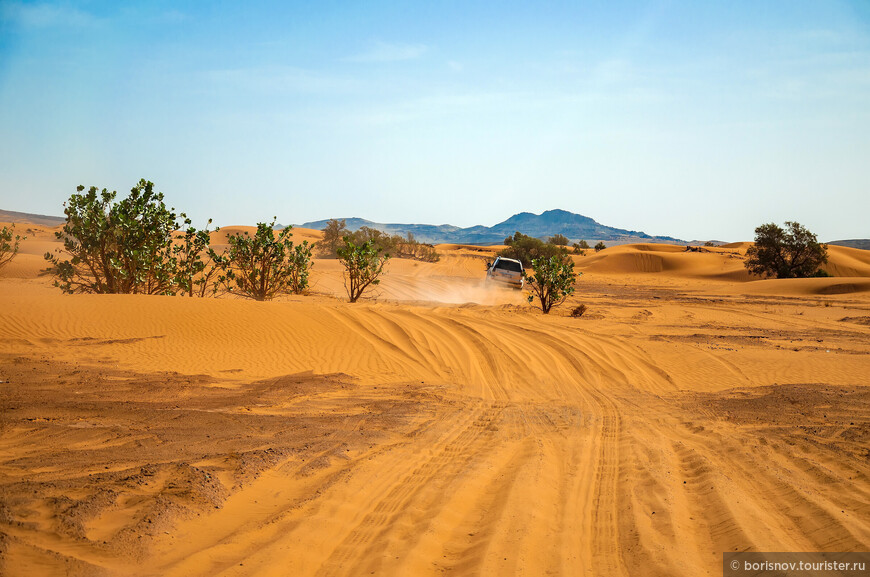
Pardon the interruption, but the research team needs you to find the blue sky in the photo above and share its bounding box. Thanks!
[1,0,868,241]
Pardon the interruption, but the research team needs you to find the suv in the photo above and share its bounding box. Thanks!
[485,257,524,289]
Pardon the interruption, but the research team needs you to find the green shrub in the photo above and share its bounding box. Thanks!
[337,237,390,303]
[173,218,223,297]
[500,231,567,268]
[745,221,828,278]
[318,218,348,258]
[0,225,24,273]
[219,219,312,300]
[45,180,182,294]
[320,223,439,263]
[525,254,579,314]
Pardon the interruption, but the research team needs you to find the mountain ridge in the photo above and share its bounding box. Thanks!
[299,209,685,245]
[3,207,866,249]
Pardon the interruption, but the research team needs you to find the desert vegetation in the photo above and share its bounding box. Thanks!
[0,224,24,272]
[44,181,192,294]
[42,181,313,300]
[570,303,588,317]
[524,253,578,314]
[745,221,828,278]
[499,231,568,268]
[572,239,590,255]
[319,219,439,262]
[317,218,349,258]
[337,236,390,303]
[218,219,313,300]
[548,233,569,246]
[172,218,224,297]
[4,209,870,577]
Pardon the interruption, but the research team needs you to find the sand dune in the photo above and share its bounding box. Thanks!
[1,226,869,576]
[741,278,870,296]
[209,225,323,248]
[577,243,870,284]
[578,243,752,280]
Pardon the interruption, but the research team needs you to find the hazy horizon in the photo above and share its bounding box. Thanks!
[1,1,868,241]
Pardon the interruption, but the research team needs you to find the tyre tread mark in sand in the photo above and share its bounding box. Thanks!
[314,403,501,577]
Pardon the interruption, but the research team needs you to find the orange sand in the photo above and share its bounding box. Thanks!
[1,224,869,576]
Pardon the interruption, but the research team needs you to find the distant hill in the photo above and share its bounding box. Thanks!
[300,209,685,245]
[828,239,870,251]
[0,209,65,227]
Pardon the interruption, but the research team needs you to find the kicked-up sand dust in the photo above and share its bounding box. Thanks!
[1,223,869,576]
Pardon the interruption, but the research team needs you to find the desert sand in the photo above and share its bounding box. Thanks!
[1,223,869,576]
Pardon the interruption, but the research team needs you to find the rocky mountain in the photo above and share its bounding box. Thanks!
[828,239,870,251]
[300,209,684,245]
[0,209,65,227]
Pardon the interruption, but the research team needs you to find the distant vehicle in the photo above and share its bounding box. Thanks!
[485,256,524,289]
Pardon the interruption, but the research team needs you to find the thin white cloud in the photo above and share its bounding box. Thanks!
[344,41,428,63]
[1,2,98,28]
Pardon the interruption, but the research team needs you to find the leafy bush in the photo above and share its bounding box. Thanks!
[319,222,439,262]
[524,254,579,314]
[219,219,312,300]
[45,180,183,294]
[318,219,348,258]
[391,234,439,262]
[572,242,587,256]
[548,233,569,246]
[412,243,441,263]
[173,218,224,297]
[499,231,567,268]
[287,242,314,294]
[0,225,25,273]
[337,237,390,303]
[744,221,828,278]
[594,241,606,252]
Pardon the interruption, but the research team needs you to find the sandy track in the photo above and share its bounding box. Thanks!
[2,238,870,576]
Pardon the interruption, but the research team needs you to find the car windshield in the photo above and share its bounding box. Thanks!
[495,260,522,273]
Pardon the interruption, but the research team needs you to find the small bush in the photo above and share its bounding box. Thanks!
[320,223,439,262]
[219,219,312,300]
[0,224,24,273]
[318,218,348,258]
[500,231,567,268]
[392,232,440,262]
[570,304,588,317]
[173,218,223,297]
[812,269,832,278]
[337,237,390,303]
[594,241,606,252]
[548,234,569,246]
[525,254,579,314]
